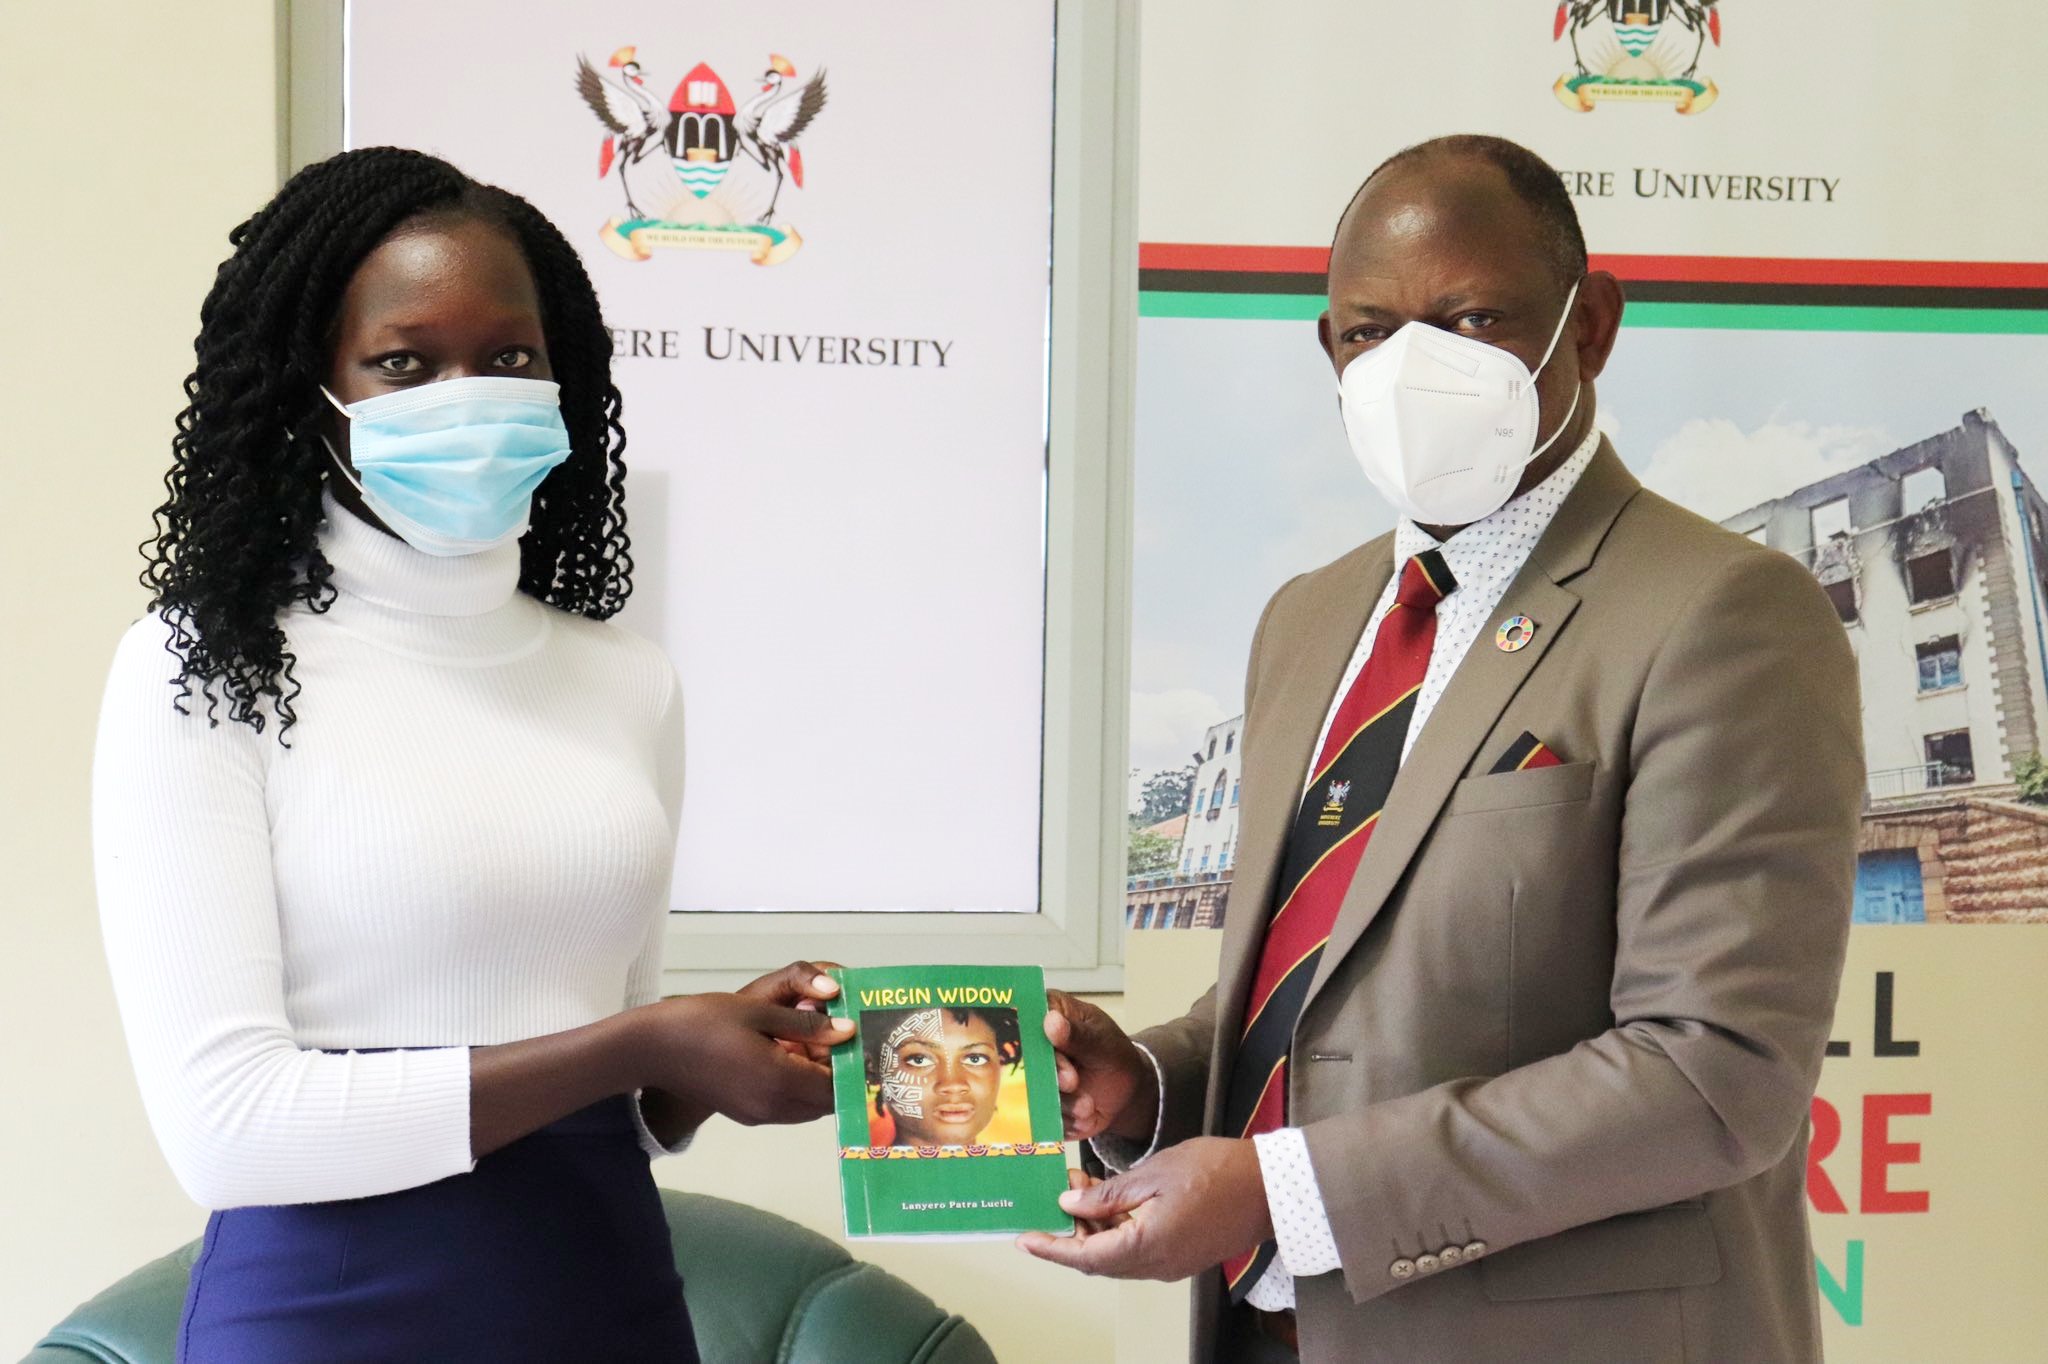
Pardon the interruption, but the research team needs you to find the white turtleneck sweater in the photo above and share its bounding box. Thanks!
[93,494,686,1210]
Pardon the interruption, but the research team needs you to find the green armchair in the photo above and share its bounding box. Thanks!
[26,1189,997,1364]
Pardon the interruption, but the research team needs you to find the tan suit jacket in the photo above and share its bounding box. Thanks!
[1139,442,1862,1364]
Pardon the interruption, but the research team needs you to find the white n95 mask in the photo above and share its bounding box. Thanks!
[1336,279,1582,526]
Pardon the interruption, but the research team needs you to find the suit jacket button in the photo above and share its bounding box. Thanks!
[1416,1253,1441,1274]
[1389,1258,1416,1279]
[1438,1245,1463,1266]
[1463,1241,1488,1260]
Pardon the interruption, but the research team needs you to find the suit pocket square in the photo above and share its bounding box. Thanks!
[1489,731,1565,775]
[1444,760,1595,816]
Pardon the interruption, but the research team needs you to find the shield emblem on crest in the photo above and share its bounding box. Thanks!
[1614,19,1661,56]
[667,62,738,199]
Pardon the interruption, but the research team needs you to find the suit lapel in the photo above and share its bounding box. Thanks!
[1213,539,1395,1048]
[1300,441,1643,1015]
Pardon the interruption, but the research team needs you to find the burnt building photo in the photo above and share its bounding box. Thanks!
[1724,409,2048,923]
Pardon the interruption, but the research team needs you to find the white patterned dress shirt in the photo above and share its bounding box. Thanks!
[1098,425,1601,1312]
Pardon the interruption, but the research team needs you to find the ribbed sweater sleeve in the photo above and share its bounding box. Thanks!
[92,617,476,1208]
[628,660,691,1158]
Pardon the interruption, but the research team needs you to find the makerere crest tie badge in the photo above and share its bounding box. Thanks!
[1318,779,1353,829]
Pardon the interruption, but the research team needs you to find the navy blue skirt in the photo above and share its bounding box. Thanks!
[176,1095,697,1363]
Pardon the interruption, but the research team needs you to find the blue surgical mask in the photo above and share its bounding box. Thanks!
[320,376,573,557]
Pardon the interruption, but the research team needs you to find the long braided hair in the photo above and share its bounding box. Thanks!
[143,146,632,741]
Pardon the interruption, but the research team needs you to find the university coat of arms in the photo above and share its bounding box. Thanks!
[1553,1,1721,114]
[574,45,830,265]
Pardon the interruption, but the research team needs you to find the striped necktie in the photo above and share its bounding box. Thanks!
[1222,549,1456,1302]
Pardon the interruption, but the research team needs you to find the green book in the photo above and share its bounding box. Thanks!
[827,964,1075,1240]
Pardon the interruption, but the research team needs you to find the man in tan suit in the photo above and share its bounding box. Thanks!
[1020,135,1862,1363]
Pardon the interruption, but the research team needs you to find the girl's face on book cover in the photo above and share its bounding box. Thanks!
[888,1012,1003,1145]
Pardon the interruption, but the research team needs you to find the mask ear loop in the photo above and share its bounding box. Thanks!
[1525,277,1586,462]
[316,386,371,495]
[1531,276,1584,380]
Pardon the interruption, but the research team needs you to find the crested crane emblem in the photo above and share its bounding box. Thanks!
[1552,1,1721,113]
[573,45,830,266]
[576,47,664,216]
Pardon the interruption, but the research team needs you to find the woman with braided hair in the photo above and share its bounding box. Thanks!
[92,147,847,1361]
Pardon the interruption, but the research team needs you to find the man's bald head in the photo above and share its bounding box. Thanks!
[1331,135,1587,294]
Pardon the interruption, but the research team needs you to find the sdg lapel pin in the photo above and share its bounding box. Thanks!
[1496,615,1537,653]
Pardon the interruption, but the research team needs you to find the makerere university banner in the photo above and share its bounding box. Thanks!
[1122,4,2048,1359]
[348,1,1056,915]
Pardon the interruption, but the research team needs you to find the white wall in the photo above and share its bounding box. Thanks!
[0,5,283,1350]
[0,7,1149,1359]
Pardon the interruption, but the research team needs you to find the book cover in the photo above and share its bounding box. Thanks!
[828,964,1074,1240]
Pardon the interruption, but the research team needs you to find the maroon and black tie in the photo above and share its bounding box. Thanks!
[1222,549,1456,1301]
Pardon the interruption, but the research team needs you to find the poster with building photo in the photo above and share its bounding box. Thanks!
[1123,4,2048,1357]
[1124,1,2048,932]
